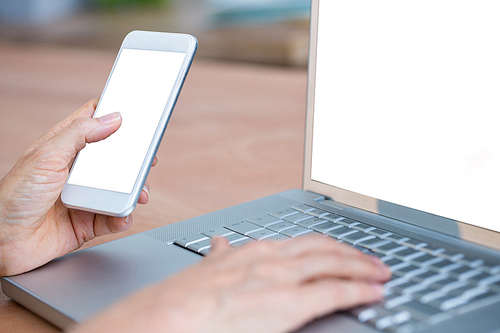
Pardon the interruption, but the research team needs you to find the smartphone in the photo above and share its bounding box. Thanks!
[62,30,197,217]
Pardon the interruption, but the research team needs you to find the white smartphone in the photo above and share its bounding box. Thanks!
[62,30,197,217]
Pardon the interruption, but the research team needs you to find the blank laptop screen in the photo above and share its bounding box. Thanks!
[311,1,500,232]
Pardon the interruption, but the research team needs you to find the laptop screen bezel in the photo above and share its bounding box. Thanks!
[303,0,500,251]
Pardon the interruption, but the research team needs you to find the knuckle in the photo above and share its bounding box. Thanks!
[251,239,275,253]
[70,117,87,129]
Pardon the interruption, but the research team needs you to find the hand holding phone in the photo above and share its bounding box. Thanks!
[62,31,197,217]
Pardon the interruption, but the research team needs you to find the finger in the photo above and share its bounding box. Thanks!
[93,214,133,237]
[209,237,231,256]
[152,155,159,167]
[270,252,390,284]
[291,279,384,330]
[68,209,132,246]
[138,182,150,205]
[45,112,122,167]
[25,98,99,154]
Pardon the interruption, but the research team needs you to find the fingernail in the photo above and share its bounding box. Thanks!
[369,256,391,274]
[98,112,121,125]
[370,282,384,296]
[125,215,131,223]
[369,255,384,266]
[142,185,150,201]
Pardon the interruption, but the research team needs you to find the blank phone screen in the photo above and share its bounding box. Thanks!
[67,48,186,194]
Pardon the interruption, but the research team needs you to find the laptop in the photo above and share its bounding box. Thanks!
[3,0,500,332]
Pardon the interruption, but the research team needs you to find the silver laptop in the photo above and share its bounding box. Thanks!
[3,0,500,332]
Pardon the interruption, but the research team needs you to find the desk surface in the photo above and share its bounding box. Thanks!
[0,44,307,332]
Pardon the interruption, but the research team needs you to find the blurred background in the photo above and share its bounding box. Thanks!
[0,0,311,67]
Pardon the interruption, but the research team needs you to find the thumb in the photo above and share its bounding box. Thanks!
[209,237,231,256]
[48,112,122,164]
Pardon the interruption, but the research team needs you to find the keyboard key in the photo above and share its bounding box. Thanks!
[411,288,438,302]
[231,238,255,248]
[267,221,296,233]
[351,223,376,233]
[283,213,313,224]
[269,208,299,219]
[225,221,263,235]
[367,228,393,239]
[384,258,407,269]
[357,238,392,250]
[436,279,467,293]
[393,300,441,322]
[447,267,482,281]
[391,281,420,294]
[280,226,313,238]
[409,254,440,267]
[427,259,461,273]
[263,233,290,242]
[440,263,464,273]
[420,289,447,304]
[310,221,342,233]
[201,227,234,238]
[458,255,484,268]
[306,208,331,218]
[291,204,315,213]
[385,234,411,244]
[384,295,413,310]
[487,282,500,293]
[322,214,344,223]
[393,266,427,279]
[187,239,212,253]
[390,311,414,328]
[350,306,380,323]
[468,290,500,303]
[452,292,500,315]
[366,309,413,331]
[372,315,396,330]
[325,227,358,239]
[373,243,409,255]
[437,250,465,262]
[389,262,412,272]
[448,285,487,299]
[476,274,500,288]
[199,248,211,256]
[247,228,278,241]
[334,218,360,228]
[428,294,467,311]
[467,271,493,285]
[419,245,446,256]
[392,248,426,262]
[175,233,209,247]
[400,238,427,250]
[386,277,411,289]
[223,233,248,244]
[340,232,375,245]
[400,283,428,296]
[479,263,500,275]
[296,217,326,228]
[247,214,281,227]
[412,272,448,286]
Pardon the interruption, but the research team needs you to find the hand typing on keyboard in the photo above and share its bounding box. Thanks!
[0,100,391,333]
[71,235,390,333]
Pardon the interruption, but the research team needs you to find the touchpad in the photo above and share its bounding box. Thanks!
[8,233,202,323]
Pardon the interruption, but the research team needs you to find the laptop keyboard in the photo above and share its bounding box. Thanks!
[173,204,500,333]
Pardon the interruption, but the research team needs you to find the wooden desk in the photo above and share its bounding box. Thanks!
[0,44,307,332]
